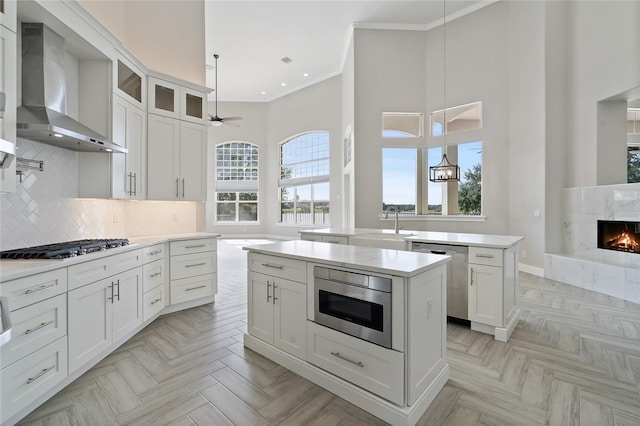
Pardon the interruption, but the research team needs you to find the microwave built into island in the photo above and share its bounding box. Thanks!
[243,240,451,426]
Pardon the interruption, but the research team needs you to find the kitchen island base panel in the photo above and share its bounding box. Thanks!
[243,333,449,426]
[470,308,520,342]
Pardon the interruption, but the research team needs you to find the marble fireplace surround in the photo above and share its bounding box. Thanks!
[545,183,640,304]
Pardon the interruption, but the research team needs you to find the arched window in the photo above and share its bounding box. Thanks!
[215,141,258,222]
[279,131,330,225]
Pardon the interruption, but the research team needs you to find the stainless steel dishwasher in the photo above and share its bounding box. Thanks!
[411,242,469,321]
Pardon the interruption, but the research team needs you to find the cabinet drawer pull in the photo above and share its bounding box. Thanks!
[150,298,162,305]
[25,321,54,335]
[185,244,206,249]
[475,253,495,259]
[147,250,162,256]
[150,272,162,278]
[261,263,283,270]
[25,283,55,294]
[26,365,56,384]
[185,285,206,292]
[185,262,206,268]
[330,352,364,368]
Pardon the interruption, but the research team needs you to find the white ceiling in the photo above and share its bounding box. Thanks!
[205,0,490,103]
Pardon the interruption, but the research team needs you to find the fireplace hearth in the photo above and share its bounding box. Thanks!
[597,220,640,254]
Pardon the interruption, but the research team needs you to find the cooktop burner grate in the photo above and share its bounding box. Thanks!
[0,238,129,259]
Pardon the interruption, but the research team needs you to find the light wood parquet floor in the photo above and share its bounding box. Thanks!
[18,239,640,426]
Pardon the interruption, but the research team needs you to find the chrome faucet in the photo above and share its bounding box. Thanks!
[385,207,402,234]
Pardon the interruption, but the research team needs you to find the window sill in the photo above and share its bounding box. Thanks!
[379,215,487,222]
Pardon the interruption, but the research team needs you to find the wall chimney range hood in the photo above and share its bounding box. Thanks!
[17,23,126,154]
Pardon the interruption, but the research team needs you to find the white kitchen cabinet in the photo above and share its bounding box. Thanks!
[147,114,207,200]
[0,23,16,193]
[468,263,502,327]
[141,243,166,321]
[68,265,143,374]
[0,0,17,33]
[168,238,217,305]
[148,77,207,124]
[467,245,519,340]
[111,94,146,199]
[114,54,146,109]
[247,253,307,360]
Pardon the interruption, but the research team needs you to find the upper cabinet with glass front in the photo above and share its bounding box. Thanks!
[114,54,146,109]
[148,76,207,124]
[0,0,17,33]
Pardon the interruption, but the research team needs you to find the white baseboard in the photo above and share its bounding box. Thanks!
[519,263,544,277]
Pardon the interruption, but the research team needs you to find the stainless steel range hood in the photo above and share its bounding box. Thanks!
[17,23,126,154]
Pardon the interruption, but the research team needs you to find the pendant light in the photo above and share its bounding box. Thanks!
[429,0,460,183]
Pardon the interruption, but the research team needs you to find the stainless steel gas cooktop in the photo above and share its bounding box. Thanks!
[0,239,129,259]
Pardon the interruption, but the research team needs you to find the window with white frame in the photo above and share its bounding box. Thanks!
[279,131,330,225]
[215,141,258,222]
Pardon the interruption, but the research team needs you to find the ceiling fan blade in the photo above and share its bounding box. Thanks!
[222,120,240,128]
[221,116,243,121]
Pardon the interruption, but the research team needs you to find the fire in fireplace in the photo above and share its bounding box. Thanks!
[597,220,640,254]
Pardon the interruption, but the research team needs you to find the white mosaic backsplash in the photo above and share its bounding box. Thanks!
[0,139,200,251]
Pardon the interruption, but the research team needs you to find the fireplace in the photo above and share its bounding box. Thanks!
[597,220,640,254]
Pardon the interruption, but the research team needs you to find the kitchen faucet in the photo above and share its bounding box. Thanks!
[385,207,402,234]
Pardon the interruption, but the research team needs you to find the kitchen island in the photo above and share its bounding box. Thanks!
[300,228,524,342]
[243,240,450,426]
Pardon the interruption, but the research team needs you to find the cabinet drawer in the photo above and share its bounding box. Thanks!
[1,269,67,310]
[1,294,67,368]
[111,249,143,276]
[143,285,165,322]
[142,259,164,293]
[68,256,112,290]
[170,238,216,256]
[469,247,503,267]
[143,244,165,264]
[248,253,307,283]
[170,274,216,305]
[306,322,404,405]
[322,236,349,245]
[300,233,323,242]
[170,252,216,280]
[0,337,68,424]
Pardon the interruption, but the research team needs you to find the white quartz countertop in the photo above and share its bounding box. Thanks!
[244,240,450,277]
[299,228,523,249]
[0,233,220,283]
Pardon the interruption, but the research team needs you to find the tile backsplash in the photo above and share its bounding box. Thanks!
[0,139,202,251]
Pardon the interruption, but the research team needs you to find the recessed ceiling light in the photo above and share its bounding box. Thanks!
[53,133,63,138]
[281,82,287,87]
[261,91,266,95]
[281,57,292,64]
[303,73,309,77]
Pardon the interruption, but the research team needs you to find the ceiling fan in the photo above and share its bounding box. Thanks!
[209,54,242,127]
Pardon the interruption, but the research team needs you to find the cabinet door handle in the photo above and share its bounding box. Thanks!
[25,321,54,335]
[272,283,278,304]
[25,283,55,294]
[261,263,283,270]
[114,280,120,301]
[132,173,137,196]
[176,178,179,198]
[150,298,162,305]
[475,253,494,259]
[26,365,56,384]
[185,244,206,249]
[147,250,162,256]
[185,262,206,268]
[266,281,271,303]
[150,272,162,278]
[107,284,114,303]
[470,267,474,286]
[182,178,185,198]
[330,352,364,368]
[185,285,206,292]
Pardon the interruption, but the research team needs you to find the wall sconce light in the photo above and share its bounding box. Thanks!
[429,153,460,182]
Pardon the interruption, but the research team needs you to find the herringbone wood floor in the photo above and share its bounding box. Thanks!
[19,240,640,426]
